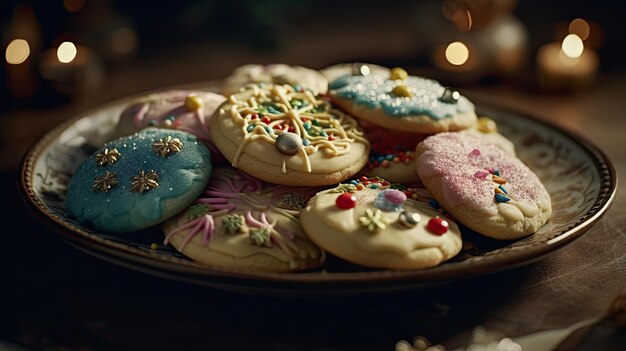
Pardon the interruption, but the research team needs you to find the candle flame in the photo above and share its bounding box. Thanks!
[57,42,77,63]
[561,34,584,59]
[445,41,469,66]
[5,39,30,65]
[569,18,590,41]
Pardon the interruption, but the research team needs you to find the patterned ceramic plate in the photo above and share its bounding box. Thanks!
[19,83,617,296]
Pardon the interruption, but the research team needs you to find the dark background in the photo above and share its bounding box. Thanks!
[2,1,626,350]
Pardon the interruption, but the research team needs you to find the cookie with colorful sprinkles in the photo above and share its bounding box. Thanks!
[300,176,463,270]
[329,67,477,134]
[222,64,328,96]
[210,83,370,186]
[357,119,426,183]
[65,128,212,233]
[415,132,551,240]
[116,90,226,141]
[162,167,324,272]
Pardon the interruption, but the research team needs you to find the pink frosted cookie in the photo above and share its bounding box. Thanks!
[162,167,324,272]
[117,90,226,142]
[415,133,551,240]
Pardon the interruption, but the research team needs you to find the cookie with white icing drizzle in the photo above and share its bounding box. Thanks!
[222,64,328,96]
[162,167,324,272]
[415,132,551,240]
[210,83,370,186]
[300,176,462,270]
[329,67,477,133]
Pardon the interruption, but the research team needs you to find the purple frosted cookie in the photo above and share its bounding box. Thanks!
[117,90,226,141]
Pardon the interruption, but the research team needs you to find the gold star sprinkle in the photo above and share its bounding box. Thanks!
[92,171,119,192]
[95,148,121,166]
[130,170,160,194]
[152,136,183,157]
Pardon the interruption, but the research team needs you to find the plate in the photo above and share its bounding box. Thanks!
[19,83,617,296]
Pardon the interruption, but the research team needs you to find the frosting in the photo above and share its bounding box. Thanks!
[163,167,322,268]
[329,74,474,119]
[417,133,550,220]
[304,184,462,257]
[65,128,211,232]
[226,84,368,174]
[223,64,329,96]
[117,90,226,141]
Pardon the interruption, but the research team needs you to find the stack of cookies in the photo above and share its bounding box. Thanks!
[64,63,552,272]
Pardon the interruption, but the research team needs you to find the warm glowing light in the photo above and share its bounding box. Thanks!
[466,9,472,31]
[445,41,469,65]
[561,34,584,59]
[57,42,77,63]
[5,39,30,65]
[63,0,85,12]
[569,18,590,40]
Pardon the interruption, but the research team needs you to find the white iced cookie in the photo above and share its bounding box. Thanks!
[460,117,516,156]
[300,177,462,270]
[162,167,324,272]
[222,64,328,96]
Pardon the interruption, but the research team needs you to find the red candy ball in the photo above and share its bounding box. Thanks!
[335,193,357,209]
[427,217,449,235]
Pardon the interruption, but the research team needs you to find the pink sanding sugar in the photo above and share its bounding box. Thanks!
[417,133,545,213]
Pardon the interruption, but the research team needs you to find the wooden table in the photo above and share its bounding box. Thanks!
[2,64,625,350]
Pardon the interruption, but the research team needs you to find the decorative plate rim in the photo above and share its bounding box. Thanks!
[18,83,618,290]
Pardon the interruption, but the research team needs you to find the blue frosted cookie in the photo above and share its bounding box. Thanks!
[329,67,477,134]
[66,128,212,232]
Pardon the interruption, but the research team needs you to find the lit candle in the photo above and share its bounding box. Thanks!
[38,41,104,96]
[536,32,599,91]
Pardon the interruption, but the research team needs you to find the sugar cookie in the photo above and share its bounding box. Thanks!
[329,68,477,133]
[415,133,551,240]
[162,167,324,272]
[300,177,462,269]
[117,90,226,141]
[222,64,328,96]
[210,84,370,186]
[66,129,212,232]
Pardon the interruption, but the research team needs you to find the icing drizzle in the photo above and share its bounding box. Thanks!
[164,168,320,264]
[228,84,368,173]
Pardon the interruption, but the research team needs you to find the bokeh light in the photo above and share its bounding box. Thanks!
[57,42,77,63]
[445,41,469,65]
[5,39,30,65]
